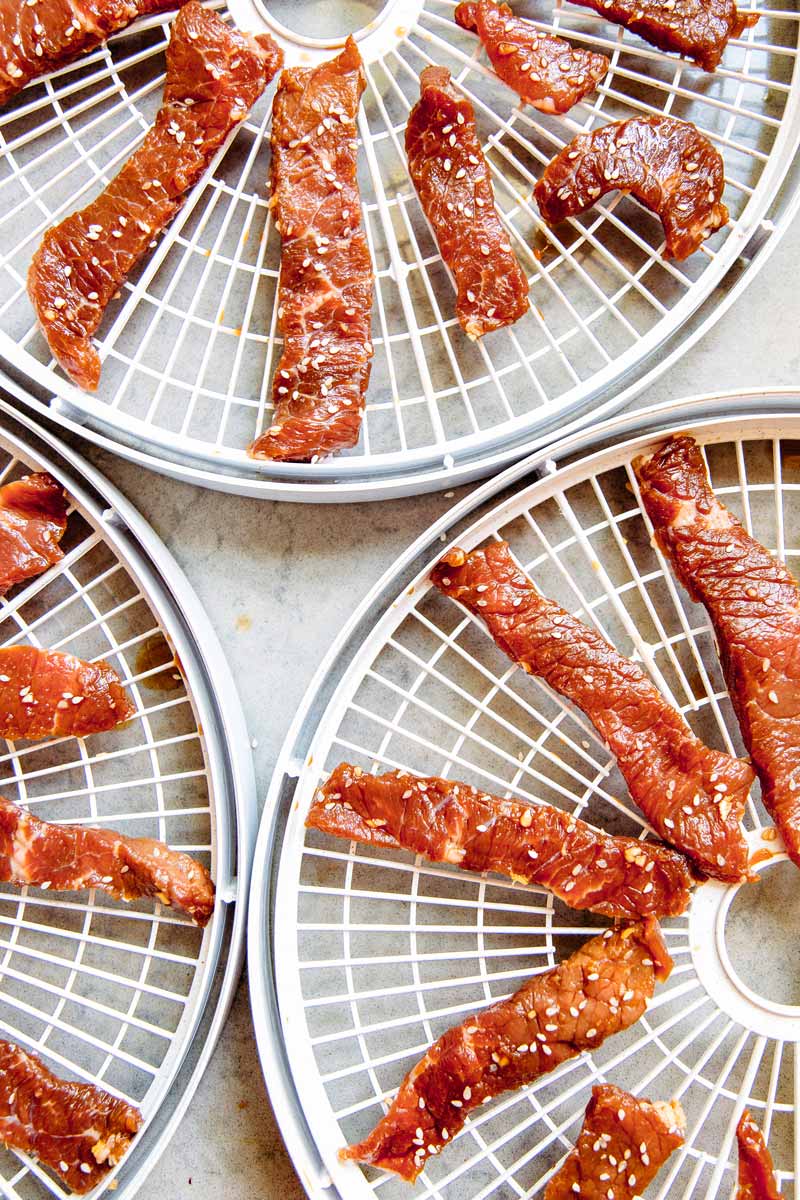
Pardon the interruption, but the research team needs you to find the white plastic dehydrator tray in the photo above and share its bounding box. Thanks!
[249,390,800,1200]
[0,398,255,1198]
[1,1,799,499]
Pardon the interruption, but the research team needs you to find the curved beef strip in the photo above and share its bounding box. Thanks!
[28,2,283,391]
[455,0,608,114]
[0,1039,141,1193]
[431,541,754,881]
[0,0,187,109]
[0,473,68,595]
[635,435,800,868]
[405,65,529,340]
[341,920,672,1181]
[545,1084,685,1199]
[0,794,214,924]
[737,1111,784,1200]
[566,0,758,72]
[247,38,373,462]
[309,763,695,919]
[534,115,728,261]
[0,645,134,739]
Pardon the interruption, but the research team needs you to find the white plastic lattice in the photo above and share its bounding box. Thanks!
[0,1,799,494]
[268,409,800,1200]
[0,410,248,1199]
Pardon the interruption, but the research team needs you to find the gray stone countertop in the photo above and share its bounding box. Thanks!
[48,214,800,1198]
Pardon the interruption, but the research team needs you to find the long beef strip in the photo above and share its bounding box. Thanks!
[431,542,754,882]
[0,794,214,924]
[405,65,529,340]
[27,2,283,392]
[534,115,728,261]
[309,764,695,919]
[545,1084,685,1200]
[0,645,134,739]
[566,0,758,72]
[0,473,68,596]
[455,0,608,114]
[0,1039,141,1193]
[737,1111,784,1200]
[247,38,373,462]
[636,435,800,866]
[342,920,672,1181]
[0,0,188,109]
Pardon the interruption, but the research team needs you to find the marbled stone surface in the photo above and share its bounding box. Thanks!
[44,214,800,1198]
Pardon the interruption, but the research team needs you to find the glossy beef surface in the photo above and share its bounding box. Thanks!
[545,1084,685,1199]
[28,3,282,390]
[455,0,608,113]
[0,794,214,924]
[248,38,373,462]
[342,921,672,1180]
[0,1039,141,1192]
[736,1110,784,1200]
[534,115,728,261]
[432,541,754,881]
[0,645,134,739]
[0,473,67,595]
[0,0,185,107]
[636,435,800,867]
[405,65,529,340]
[309,763,695,918]
[567,0,758,71]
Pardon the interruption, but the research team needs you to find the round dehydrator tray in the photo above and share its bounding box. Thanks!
[0,398,255,1198]
[1,3,800,500]
[249,390,800,1200]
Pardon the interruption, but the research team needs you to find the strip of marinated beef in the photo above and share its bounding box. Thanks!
[247,38,373,462]
[309,763,695,919]
[0,645,134,739]
[534,115,728,261]
[0,0,187,109]
[405,65,529,340]
[0,794,214,924]
[431,542,754,881]
[737,1111,784,1200]
[341,920,672,1181]
[0,473,68,595]
[635,435,800,866]
[566,0,758,72]
[27,2,283,392]
[545,1084,685,1199]
[0,1039,141,1193]
[455,0,608,114]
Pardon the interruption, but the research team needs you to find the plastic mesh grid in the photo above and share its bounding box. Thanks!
[0,429,216,1198]
[0,2,798,483]
[274,418,800,1200]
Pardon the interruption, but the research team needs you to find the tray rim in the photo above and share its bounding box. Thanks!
[1,1,799,501]
[0,394,257,1198]
[247,386,800,1200]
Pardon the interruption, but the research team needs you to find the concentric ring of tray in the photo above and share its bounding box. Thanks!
[1,1,799,500]
[249,390,800,1200]
[0,397,255,1199]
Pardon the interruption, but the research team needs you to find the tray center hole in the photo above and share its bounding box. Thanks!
[261,0,387,40]
[724,858,800,1008]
